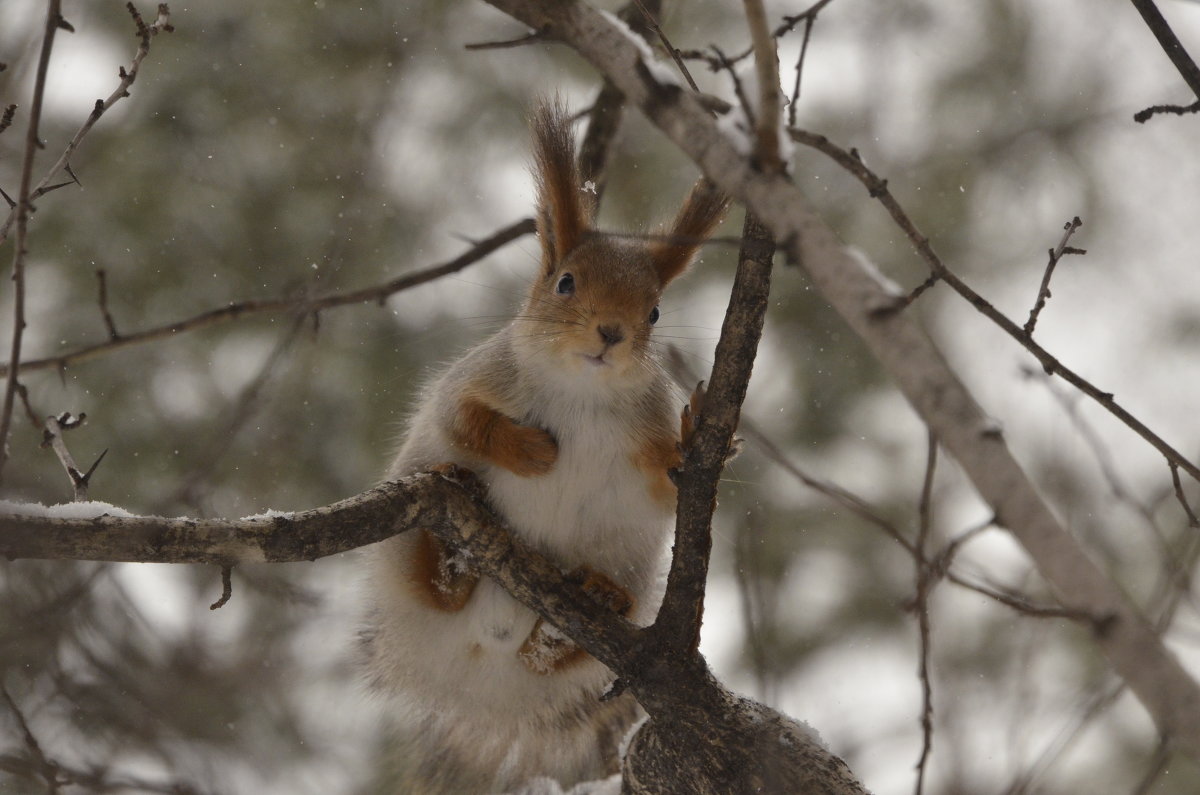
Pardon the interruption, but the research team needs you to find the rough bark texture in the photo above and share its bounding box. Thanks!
[623,666,866,795]
[1,468,868,794]
[483,0,1200,764]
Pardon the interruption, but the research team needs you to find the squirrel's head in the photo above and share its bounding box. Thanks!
[514,101,729,391]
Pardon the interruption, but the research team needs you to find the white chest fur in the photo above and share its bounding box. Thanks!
[470,390,673,648]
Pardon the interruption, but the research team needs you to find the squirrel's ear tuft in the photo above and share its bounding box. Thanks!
[650,179,730,286]
[532,100,593,275]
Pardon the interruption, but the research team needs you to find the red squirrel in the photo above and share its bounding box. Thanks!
[362,101,728,793]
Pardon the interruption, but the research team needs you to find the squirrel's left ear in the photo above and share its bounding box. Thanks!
[650,179,730,286]
[532,100,594,276]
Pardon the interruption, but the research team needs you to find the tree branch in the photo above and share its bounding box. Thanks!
[1128,0,1200,121]
[1,0,65,486]
[787,127,1200,486]
[481,0,1200,762]
[0,217,535,376]
[0,3,174,246]
[654,211,773,659]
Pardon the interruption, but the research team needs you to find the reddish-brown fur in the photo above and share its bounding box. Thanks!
[632,431,682,510]
[519,568,635,675]
[533,102,594,274]
[452,395,558,477]
[649,179,728,286]
[407,529,480,612]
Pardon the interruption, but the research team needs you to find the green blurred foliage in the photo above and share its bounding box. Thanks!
[1,0,1198,793]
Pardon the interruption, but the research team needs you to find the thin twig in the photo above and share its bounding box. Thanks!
[463,28,548,51]
[1134,99,1200,123]
[675,346,1091,631]
[2,685,62,793]
[677,0,839,72]
[787,126,1200,485]
[0,3,174,246]
[1,217,535,376]
[0,104,16,135]
[209,566,233,610]
[94,269,120,340]
[913,432,937,795]
[929,516,995,574]
[41,412,103,501]
[1023,217,1085,336]
[1127,0,1200,121]
[709,44,756,128]
[633,0,700,92]
[733,511,775,703]
[1171,462,1200,529]
[787,13,817,127]
[944,572,1103,623]
[0,0,65,487]
[159,316,305,512]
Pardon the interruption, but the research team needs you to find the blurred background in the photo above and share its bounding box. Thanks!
[2,0,1200,792]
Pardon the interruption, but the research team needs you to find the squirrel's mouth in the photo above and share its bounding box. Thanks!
[580,352,610,368]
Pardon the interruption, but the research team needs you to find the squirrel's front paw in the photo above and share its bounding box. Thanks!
[677,380,742,464]
[518,568,633,675]
[504,425,558,477]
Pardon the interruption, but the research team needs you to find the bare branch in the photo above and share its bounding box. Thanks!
[654,211,773,660]
[209,565,233,610]
[788,127,1200,486]
[632,0,699,92]
[1,217,535,376]
[1134,98,1200,123]
[1,0,66,487]
[742,0,783,171]
[1128,0,1200,120]
[0,3,174,246]
[94,269,120,340]
[709,45,756,127]
[480,0,1200,760]
[0,464,865,793]
[912,432,937,795]
[40,412,103,501]
[1023,217,1085,336]
[1171,462,1200,529]
[0,104,16,135]
[463,28,548,50]
[1,685,61,793]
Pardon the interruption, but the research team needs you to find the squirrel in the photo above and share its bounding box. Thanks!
[360,100,729,794]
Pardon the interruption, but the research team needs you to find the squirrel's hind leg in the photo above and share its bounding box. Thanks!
[407,528,479,612]
[518,567,634,675]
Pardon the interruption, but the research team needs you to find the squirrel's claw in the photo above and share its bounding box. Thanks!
[679,380,705,453]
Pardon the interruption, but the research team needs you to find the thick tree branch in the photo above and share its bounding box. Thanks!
[0,464,863,793]
[654,211,773,658]
[482,0,1200,762]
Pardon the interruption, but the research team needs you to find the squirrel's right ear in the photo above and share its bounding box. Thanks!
[532,101,593,276]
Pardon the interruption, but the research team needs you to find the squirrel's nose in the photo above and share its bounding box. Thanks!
[597,324,625,346]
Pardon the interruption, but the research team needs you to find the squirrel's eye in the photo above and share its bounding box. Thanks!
[556,273,575,296]
[648,305,660,325]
